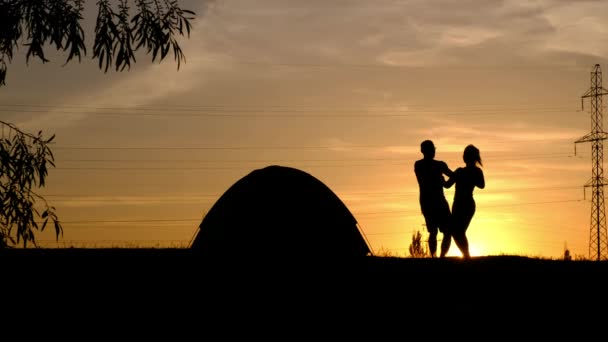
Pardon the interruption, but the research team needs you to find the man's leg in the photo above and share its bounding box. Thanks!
[428,230,437,258]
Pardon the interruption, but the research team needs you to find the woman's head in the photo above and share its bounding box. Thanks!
[463,144,482,167]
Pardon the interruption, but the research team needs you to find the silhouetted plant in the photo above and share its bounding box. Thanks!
[563,243,572,261]
[408,230,428,258]
[0,121,62,248]
[375,246,400,257]
[0,0,196,87]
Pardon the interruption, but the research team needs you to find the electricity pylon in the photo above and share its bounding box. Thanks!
[575,64,608,261]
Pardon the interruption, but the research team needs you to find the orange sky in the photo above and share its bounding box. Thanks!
[2,0,608,259]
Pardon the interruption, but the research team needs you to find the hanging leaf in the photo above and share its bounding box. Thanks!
[0,120,61,248]
[1,0,198,87]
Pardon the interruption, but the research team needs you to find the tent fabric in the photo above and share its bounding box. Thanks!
[191,165,371,258]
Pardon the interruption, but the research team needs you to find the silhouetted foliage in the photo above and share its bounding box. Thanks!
[563,245,572,261]
[0,121,62,248]
[408,230,428,258]
[0,0,196,86]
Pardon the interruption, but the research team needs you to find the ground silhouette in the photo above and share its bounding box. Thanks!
[3,248,606,332]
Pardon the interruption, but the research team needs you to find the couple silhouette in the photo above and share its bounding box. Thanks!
[414,140,485,259]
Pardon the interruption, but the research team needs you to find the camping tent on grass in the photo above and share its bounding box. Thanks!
[191,165,372,258]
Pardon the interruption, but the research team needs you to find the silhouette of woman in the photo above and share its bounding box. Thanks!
[444,144,485,259]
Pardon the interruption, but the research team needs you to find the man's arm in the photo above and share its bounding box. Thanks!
[441,161,454,178]
[444,168,457,189]
[414,161,424,185]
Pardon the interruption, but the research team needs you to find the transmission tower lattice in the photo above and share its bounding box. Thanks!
[575,64,608,261]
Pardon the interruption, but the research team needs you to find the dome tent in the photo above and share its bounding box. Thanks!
[191,165,372,259]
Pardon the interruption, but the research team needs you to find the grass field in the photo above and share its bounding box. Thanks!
[5,248,607,287]
[3,248,606,331]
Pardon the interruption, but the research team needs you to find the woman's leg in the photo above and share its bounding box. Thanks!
[440,229,451,257]
[451,202,474,259]
[459,234,470,259]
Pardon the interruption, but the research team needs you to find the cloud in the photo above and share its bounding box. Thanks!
[420,118,582,144]
[14,1,228,132]
[382,145,418,155]
[440,26,501,47]
[372,0,608,67]
[499,158,588,173]
[320,137,361,152]
[378,49,456,67]
[542,1,608,57]
[11,0,608,132]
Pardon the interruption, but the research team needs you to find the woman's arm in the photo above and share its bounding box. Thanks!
[477,168,485,189]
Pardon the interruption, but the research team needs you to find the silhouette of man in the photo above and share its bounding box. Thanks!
[414,140,453,258]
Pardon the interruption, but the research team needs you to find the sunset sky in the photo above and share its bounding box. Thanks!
[2,0,608,259]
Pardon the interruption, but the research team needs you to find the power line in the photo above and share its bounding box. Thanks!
[0,102,584,111]
[356,199,585,217]
[50,145,582,152]
[49,158,582,170]
[365,223,587,236]
[54,152,575,163]
[0,105,577,112]
[43,196,220,201]
[40,185,582,198]
[52,145,387,150]
[34,240,191,248]
[230,61,592,71]
[56,157,407,162]
[53,165,398,170]
[47,219,199,224]
[47,198,583,224]
[0,108,573,119]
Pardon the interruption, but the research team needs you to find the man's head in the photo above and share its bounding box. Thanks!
[421,140,435,159]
